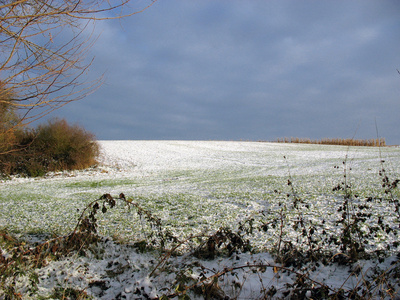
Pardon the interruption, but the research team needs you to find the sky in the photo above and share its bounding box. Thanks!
[50,0,400,144]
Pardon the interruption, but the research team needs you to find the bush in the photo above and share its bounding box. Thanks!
[0,118,99,176]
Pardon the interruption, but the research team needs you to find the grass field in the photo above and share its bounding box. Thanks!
[1,141,399,245]
[1,141,399,299]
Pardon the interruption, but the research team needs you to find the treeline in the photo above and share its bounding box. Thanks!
[274,137,386,147]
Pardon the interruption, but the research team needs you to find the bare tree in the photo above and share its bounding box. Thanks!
[0,0,157,128]
[0,80,19,154]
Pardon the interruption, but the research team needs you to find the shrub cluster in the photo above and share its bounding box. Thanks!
[0,118,99,177]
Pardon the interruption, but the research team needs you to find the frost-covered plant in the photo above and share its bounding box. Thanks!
[1,152,400,299]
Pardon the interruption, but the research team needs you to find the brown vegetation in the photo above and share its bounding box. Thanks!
[1,1,157,176]
[0,118,99,177]
[1,82,98,177]
[274,137,386,147]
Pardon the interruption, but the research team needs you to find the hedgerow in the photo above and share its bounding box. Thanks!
[0,118,99,177]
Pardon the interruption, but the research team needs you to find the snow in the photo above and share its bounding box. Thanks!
[1,141,400,299]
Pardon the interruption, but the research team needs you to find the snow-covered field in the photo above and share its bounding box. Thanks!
[1,141,400,299]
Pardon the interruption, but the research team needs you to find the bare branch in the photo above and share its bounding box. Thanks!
[0,0,157,134]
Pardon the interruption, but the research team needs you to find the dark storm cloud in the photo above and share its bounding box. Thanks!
[52,0,400,144]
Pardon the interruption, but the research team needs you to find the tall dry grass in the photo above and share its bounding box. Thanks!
[274,137,386,147]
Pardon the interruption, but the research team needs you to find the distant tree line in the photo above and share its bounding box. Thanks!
[274,137,386,147]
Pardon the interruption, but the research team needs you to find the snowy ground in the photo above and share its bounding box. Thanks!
[1,141,400,299]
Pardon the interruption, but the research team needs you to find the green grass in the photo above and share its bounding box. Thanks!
[0,143,399,252]
[65,178,138,189]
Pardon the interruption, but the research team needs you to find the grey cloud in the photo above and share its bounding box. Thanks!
[48,0,400,144]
